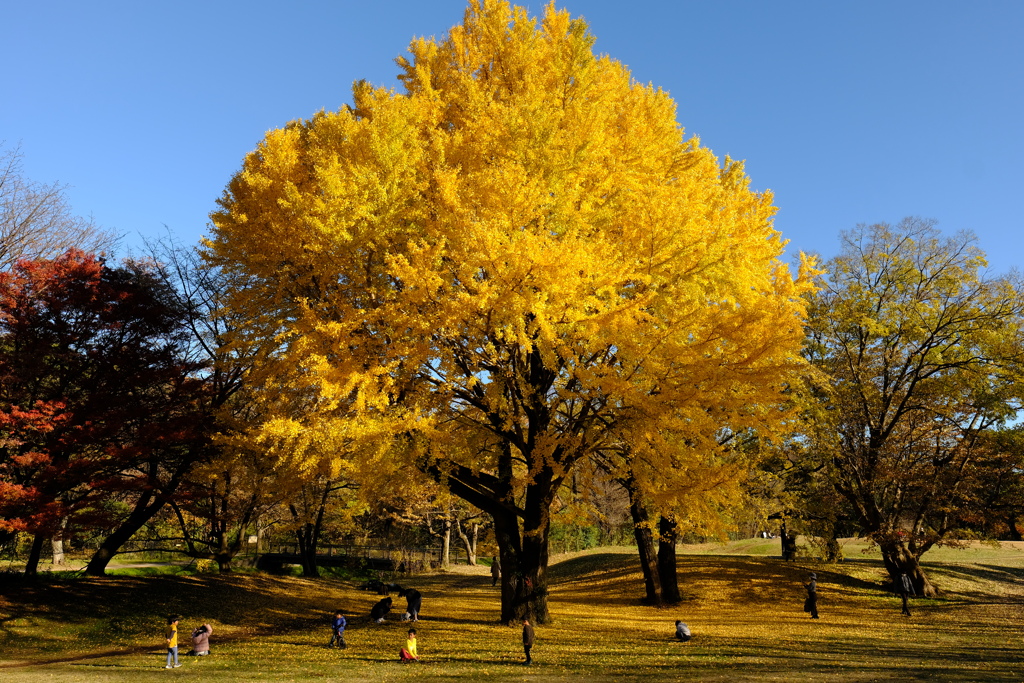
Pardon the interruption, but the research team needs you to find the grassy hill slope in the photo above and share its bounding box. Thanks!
[2,540,1022,681]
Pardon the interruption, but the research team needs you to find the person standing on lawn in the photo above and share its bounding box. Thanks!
[804,572,819,619]
[491,557,501,587]
[522,618,535,665]
[897,572,916,616]
[164,615,182,668]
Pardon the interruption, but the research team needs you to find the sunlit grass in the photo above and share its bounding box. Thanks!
[2,540,1023,681]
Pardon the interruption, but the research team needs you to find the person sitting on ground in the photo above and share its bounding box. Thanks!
[371,596,392,624]
[399,628,420,662]
[191,623,213,655]
[675,620,691,642]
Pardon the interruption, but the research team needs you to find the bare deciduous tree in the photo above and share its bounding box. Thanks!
[0,143,116,268]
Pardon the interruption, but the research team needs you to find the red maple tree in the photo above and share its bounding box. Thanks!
[0,250,207,574]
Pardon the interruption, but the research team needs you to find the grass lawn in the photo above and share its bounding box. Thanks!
[1,540,1023,681]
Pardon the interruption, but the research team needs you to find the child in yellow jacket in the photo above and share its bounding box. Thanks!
[399,628,419,662]
[165,615,181,668]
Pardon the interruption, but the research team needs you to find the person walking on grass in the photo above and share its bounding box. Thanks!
[897,572,916,616]
[804,572,819,619]
[491,557,501,587]
[329,610,347,648]
[164,615,182,668]
[399,628,420,662]
[522,618,535,665]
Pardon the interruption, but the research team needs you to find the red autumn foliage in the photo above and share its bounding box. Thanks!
[0,250,207,573]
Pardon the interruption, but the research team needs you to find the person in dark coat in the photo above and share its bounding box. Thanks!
[191,623,213,655]
[490,557,501,587]
[674,620,691,642]
[371,596,392,623]
[398,587,422,621]
[897,572,916,616]
[804,572,819,619]
[522,618,535,665]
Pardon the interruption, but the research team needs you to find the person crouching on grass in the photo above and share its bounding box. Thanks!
[399,628,419,662]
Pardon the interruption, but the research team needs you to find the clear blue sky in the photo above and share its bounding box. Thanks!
[4,1,1022,272]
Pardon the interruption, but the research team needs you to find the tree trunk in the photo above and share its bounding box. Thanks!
[86,488,169,576]
[493,499,552,624]
[51,516,68,566]
[520,493,552,624]
[25,533,45,575]
[780,519,797,561]
[1006,515,1022,542]
[623,476,662,605]
[493,508,524,623]
[455,518,479,566]
[657,515,680,604]
[423,444,559,624]
[822,524,843,563]
[879,539,939,597]
[214,494,257,572]
[441,517,452,569]
[85,447,196,576]
[290,482,333,577]
[295,522,319,577]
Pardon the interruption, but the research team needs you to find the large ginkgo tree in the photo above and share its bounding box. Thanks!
[206,0,814,622]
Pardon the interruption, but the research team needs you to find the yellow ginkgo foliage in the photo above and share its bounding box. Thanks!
[206,0,815,623]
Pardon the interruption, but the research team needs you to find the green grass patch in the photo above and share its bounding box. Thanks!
[2,540,1023,681]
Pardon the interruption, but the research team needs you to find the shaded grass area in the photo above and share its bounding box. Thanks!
[2,542,1023,681]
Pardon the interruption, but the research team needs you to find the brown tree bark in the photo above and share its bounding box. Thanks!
[25,533,45,575]
[879,539,939,597]
[622,475,662,605]
[657,515,680,604]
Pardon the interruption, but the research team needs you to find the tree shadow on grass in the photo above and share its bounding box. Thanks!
[928,561,1024,583]
[0,571,386,662]
[550,554,886,610]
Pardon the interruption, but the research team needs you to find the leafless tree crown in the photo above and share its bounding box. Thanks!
[0,143,117,268]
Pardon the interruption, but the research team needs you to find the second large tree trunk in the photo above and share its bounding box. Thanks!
[879,539,939,597]
[623,476,662,605]
[25,533,46,575]
[441,517,452,569]
[493,484,554,624]
[86,488,171,576]
[51,516,67,566]
[657,515,681,604]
